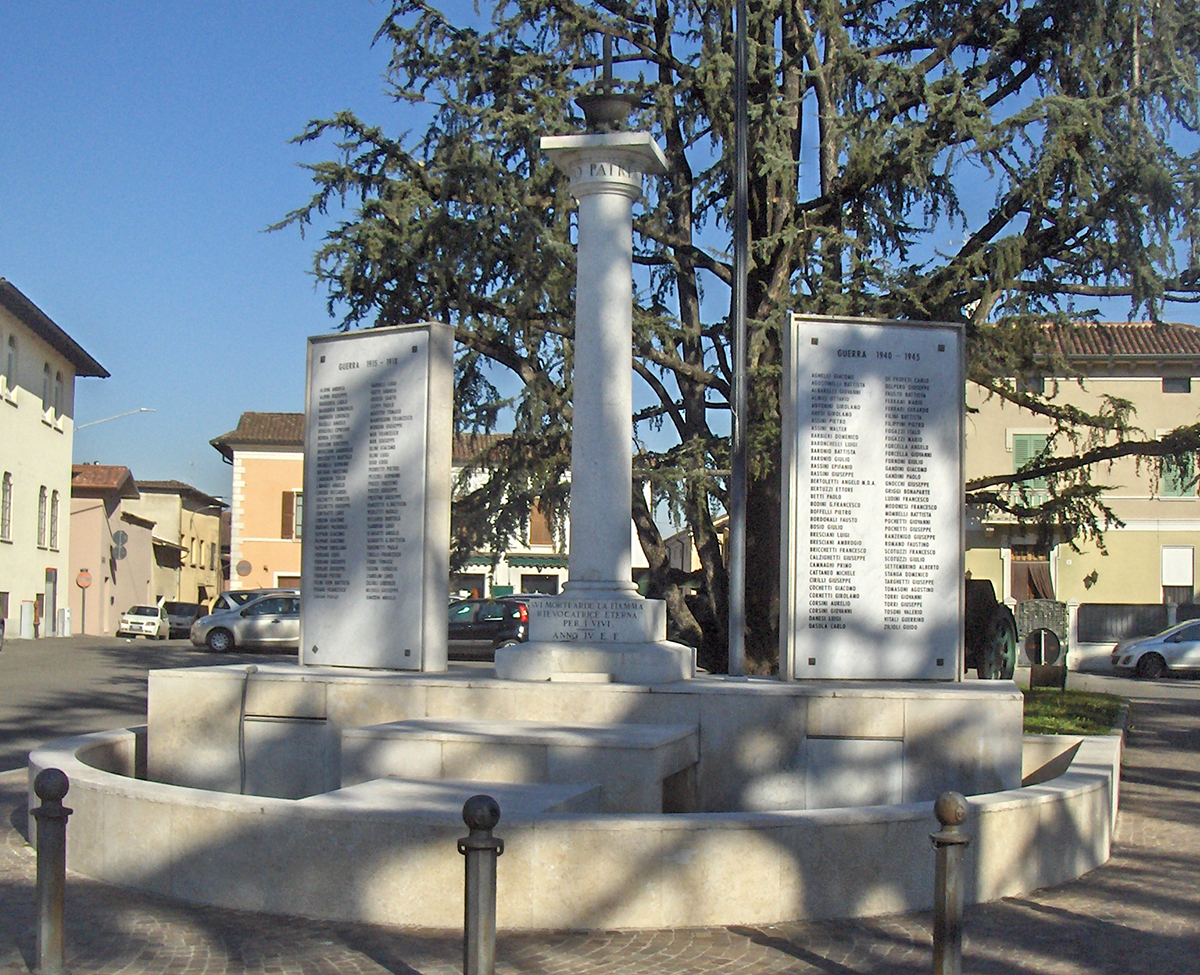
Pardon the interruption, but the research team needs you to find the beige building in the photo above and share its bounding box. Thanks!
[124,480,227,604]
[68,465,157,636]
[211,413,305,592]
[0,278,108,637]
[966,321,1200,610]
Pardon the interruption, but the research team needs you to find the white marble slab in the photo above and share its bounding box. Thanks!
[782,315,964,679]
[300,322,453,670]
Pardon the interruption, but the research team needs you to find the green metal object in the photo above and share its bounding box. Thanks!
[978,606,1018,680]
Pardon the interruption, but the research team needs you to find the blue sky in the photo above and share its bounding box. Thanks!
[1,1,412,500]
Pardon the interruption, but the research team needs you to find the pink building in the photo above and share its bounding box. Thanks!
[69,465,156,636]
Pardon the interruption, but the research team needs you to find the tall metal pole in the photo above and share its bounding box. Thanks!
[728,0,749,677]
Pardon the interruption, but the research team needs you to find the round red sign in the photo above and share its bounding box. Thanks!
[76,570,92,590]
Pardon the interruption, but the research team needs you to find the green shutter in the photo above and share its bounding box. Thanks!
[1163,454,1196,497]
[1013,433,1049,499]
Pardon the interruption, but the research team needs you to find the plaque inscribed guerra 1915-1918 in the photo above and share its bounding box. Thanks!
[300,322,453,670]
[781,314,964,680]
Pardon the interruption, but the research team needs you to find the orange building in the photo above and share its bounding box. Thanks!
[210,413,304,591]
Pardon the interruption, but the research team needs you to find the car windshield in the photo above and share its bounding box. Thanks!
[128,606,158,617]
[163,602,197,614]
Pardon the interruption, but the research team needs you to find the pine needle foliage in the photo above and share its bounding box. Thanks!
[278,0,1200,672]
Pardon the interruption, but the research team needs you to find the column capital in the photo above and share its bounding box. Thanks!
[540,132,669,200]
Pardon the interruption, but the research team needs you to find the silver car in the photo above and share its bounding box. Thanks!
[1111,619,1200,678]
[190,593,300,653]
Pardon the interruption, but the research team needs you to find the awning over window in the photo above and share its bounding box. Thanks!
[506,554,568,569]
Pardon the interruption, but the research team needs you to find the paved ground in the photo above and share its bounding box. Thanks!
[0,671,1197,973]
[0,636,273,772]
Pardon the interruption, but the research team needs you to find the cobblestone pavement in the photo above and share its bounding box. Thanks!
[1,686,1198,974]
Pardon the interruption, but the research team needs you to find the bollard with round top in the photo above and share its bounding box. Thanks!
[458,795,503,975]
[930,791,970,975]
[32,768,73,975]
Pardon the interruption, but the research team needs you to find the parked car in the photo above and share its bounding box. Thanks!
[1111,619,1200,678]
[191,593,301,653]
[117,605,169,640]
[162,601,205,638]
[448,597,531,656]
[209,588,299,614]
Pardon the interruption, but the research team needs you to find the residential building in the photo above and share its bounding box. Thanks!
[124,480,227,604]
[211,412,304,591]
[0,278,108,636]
[448,434,570,598]
[68,465,156,636]
[966,320,1200,611]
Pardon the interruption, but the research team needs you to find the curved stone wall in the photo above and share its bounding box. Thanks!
[28,726,1119,930]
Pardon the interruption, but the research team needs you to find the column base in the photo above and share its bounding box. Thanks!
[494,640,696,684]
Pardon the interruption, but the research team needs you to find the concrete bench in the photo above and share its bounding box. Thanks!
[341,719,699,813]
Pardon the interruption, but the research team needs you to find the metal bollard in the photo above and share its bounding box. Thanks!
[930,791,970,975]
[458,795,503,975]
[32,768,73,975]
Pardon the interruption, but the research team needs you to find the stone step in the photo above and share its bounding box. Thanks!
[340,718,699,814]
[298,776,603,819]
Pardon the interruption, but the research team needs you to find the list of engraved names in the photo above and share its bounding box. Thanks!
[311,351,413,601]
[882,371,937,630]
[312,385,352,597]
[804,351,943,633]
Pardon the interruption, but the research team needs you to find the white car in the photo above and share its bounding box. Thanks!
[1111,619,1200,678]
[117,605,169,640]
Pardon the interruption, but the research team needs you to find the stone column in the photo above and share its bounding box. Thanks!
[495,132,694,684]
[549,134,660,593]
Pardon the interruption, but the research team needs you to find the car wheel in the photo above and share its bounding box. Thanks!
[497,639,520,649]
[1135,653,1167,679]
[206,628,235,653]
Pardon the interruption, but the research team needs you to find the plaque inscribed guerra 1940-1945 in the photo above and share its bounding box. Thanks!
[781,315,964,680]
[300,322,453,670]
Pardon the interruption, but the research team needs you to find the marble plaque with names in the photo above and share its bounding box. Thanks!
[528,597,667,645]
[301,322,453,670]
[781,315,964,679]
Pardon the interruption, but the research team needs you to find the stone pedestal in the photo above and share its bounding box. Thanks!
[495,131,693,684]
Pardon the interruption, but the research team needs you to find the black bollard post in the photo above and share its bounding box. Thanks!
[458,794,503,975]
[930,791,970,975]
[32,768,73,975]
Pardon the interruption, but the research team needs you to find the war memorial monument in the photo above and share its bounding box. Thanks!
[28,93,1119,931]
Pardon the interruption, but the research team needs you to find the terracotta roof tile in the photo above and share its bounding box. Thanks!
[136,480,227,508]
[71,464,138,497]
[210,412,305,461]
[1049,321,1200,358]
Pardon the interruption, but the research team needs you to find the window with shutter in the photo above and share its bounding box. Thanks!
[1161,454,1196,497]
[1012,433,1049,502]
[281,491,295,539]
